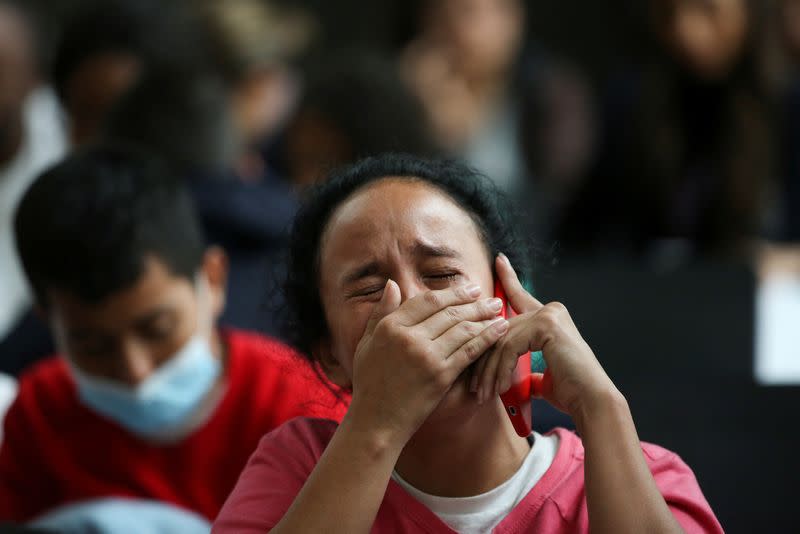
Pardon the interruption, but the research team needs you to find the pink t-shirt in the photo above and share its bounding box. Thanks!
[213,418,723,533]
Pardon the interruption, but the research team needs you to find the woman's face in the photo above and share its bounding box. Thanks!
[317,179,494,419]
[656,0,749,80]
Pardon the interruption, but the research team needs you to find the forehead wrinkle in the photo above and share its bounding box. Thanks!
[318,178,489,288]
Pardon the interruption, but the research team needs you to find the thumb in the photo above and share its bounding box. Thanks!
[364,279,401,335]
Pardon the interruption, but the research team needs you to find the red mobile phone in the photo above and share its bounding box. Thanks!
[494,280,533,437]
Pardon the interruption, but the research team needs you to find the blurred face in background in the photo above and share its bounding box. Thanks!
[0,3,35,153]
[63,52,142,146]
[655,0,750,80]
[49,253,226,386]
[232,66,298,146]
[428,0,524,82]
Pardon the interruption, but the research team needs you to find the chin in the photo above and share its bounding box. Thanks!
[419,372,484,429]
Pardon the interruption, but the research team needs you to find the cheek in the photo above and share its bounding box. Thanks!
[327,303,374,375]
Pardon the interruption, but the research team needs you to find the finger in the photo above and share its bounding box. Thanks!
[495,253,542,315]
[433,317,499,356]
[394,284,482,327]
[477,342,505,405]
[470,350,491,393]
[530,370,565,412]
[417,297,503,340]
[363,279,402,336]
[442,318,509,381]
[492,306,571,394]
[478,314,540,403]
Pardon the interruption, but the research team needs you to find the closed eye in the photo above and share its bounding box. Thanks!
[427,273,459,281]
[346,282,387,299]
[424,272,462,287]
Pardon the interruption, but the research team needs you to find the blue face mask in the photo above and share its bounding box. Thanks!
[70,336,222,438]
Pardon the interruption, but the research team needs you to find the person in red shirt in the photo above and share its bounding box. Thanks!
[214,154,723,533]
[0,144,348,528]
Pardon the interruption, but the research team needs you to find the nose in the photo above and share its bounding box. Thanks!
[117,340,156,386]
[394,274,428,303]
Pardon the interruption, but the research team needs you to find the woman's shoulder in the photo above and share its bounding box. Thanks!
[539,428,717,531]
[549,427,697,477]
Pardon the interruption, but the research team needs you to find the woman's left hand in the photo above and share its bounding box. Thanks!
[472,254,619,418]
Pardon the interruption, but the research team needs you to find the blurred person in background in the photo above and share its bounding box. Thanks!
[558,0,775,263]
[400,0,597,245]
[194,0,312,181]
[774,0,800,240]
[0,145,348,530]
[0,0,65,376]
[105,70,299,338]
[516,62,597,247]
[52,0,198,147]
[282,51,441,189]
[402,0,527,191]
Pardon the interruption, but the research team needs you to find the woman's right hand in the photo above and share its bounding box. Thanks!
[346,280,509,444]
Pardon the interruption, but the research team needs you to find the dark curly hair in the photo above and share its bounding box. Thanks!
[284,153,531,358]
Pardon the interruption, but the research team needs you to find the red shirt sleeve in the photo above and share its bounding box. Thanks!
[212,418,338,533]
[642,443,724,534]
[0,384,58,520]
[225,330,350,427]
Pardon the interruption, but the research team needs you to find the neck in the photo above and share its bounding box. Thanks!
[394,398,530,497]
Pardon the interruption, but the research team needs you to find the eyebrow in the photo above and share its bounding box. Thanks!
[341,242,462,285]
[343,262,381,285]
[410,242,461,259]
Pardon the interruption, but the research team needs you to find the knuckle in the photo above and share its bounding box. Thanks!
[460,320,481,337]
[461,339,480,360]
[547,301,568,314]
[394,328,415,350]
[444,306,462,323]
[538,309,559,329]
[434,369,452,390]
[374,316,394,336]
[423,290,442,308]
[418,345,437,363]
[481,300,498,316]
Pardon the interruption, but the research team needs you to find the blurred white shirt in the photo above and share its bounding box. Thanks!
[755,274,800,385]
[0,372,18,444]
[0,86,66,338]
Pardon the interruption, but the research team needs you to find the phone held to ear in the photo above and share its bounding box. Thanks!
[494,280,549,437]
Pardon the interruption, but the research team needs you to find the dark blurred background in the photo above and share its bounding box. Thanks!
[1,0,798,532]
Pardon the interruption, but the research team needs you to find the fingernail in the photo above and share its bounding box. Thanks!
[488,298,502,312]
[466,284,481,298]
[492,318,509,334]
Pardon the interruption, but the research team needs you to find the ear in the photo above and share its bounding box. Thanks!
[201,246,229,321]
[312,337,352,390]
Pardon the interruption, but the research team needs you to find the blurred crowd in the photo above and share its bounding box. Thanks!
[3,0,800,362]
[0,0,797,531]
